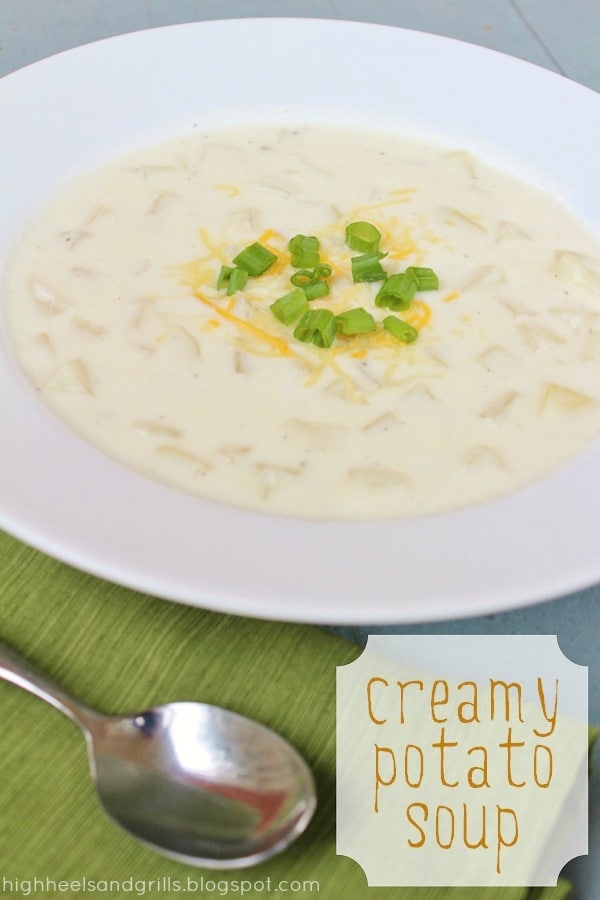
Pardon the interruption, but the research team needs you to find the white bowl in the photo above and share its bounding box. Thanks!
[1,18,599,623]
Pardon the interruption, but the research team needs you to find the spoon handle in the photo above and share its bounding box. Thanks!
[0,640,99,731]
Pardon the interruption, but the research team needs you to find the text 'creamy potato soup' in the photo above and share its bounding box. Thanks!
[5,124,600,519]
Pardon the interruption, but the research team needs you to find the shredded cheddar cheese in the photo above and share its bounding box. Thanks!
[257,228,283,245]
[179,205,445,367]
[198,228,230,264]
[348,192,416,216]
[404,301,432,330]
[443,290,461,303]
[192,288,292,356]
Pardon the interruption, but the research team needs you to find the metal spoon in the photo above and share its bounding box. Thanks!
[0,641,316,868]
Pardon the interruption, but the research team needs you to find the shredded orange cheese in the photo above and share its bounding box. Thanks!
[257,228,283,245]
[443,290,460,303]
[404,301,432,330]
[178,209,445,366]
[198,228,230,264]
[263,252,289,277]
[387,240,419,260]
[192,288,292,356]
[349,192,416,216]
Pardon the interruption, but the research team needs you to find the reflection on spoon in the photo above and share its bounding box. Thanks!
[0,641,316,867]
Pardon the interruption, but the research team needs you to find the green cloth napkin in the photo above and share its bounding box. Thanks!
[0,529,576,899]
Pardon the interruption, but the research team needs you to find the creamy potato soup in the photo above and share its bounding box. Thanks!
[5,124,600,518]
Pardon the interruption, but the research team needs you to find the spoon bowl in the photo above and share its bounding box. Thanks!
[89,701,316,867]
[0,642,316,867]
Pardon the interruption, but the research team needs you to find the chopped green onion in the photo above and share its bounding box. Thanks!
[289,234,320,254]
[292,249,320,268]
[270,288,309,325]
[290,269,316,287]
[232,242,277,276]
[226,266,248,295]
[312,263,332,280]
[336,307,376,335]
[290,263,332,290]
[294,309,337,348]
[375,273,418,310]
[303,281,330,301]
[216,265,233,290]
[290,263,333,287]
[345,221,382,253]
[405,266,439,291]
[289,234,320,268]
[383,315,419,344]
[351,251,387,283]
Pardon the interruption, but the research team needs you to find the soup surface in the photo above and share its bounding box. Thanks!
[5,124,600,518]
